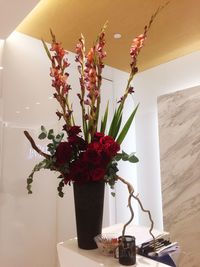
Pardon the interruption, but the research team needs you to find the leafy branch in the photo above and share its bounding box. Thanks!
[24,126,66,195]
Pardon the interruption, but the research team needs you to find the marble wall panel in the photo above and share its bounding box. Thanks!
[158,86,200,267]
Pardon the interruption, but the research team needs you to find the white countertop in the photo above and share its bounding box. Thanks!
[57,224,170,267]
[57,238,170,267]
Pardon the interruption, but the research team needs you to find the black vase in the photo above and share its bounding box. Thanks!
[73,180,105,249]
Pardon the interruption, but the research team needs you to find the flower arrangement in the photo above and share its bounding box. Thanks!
[24,4,168,247]
[24,22,143,197]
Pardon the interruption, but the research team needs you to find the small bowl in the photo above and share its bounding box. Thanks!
[94,233,119,256]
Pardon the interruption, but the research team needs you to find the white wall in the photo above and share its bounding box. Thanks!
[0,32,58,267]
[134,51,200,230]
[0,40,5,211]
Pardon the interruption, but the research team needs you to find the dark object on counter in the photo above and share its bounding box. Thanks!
[138,238,177,267]
[115,235,136,266]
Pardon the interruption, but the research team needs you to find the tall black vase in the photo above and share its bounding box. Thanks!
[73,180,105,250]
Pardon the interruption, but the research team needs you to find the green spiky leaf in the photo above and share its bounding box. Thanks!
[116,104,139,144]
[42,39,52,60]
[100,101,109,133]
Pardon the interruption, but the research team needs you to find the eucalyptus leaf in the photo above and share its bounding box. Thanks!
[48,129,54,139]
[55,133,64,143]
[26,159,54,194]
[115,154,122,161]
[57,179,65,198]
[38,132,47,139]
[27,178,32,184]
[122,153,129,161]
[41,125,47,133]
[128,153,139,163]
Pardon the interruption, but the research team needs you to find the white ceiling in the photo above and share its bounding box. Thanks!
[0,0,40,39]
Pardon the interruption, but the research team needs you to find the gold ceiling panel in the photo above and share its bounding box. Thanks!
[17,0,200,72]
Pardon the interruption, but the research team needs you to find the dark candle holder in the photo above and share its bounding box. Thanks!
[114,235,136,266]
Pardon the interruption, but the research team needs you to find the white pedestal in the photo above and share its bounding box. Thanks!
[57,239,169,267]
[57,224,169,267]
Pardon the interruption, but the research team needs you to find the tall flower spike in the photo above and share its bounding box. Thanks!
[75,34,88,140]
[117,3,169,107]
[75,34,85,64]
[130,1,170,75]
[46,30,73,128]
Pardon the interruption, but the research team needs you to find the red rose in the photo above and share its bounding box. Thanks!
[83,148,101,165]
[69,160,90,183]
[100,135,120,157]
[67,126,81,136]
[55,142,72,165]
[101,151,111,166]
[100,135,114,145]
[68,135,87,150]
[93,132,104,141]
[88,141,103,152]
[90,167,105,181]
[104,142,120,157]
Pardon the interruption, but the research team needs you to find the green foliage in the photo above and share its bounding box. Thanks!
[108,109,122,138]
[116,104,139,144]
[100,101,109,133]
[115,150,139,163]
[38,125,47,139]
[57,178,65,198]
[48,129,54,139]
[38,126,64,155]
[42,39,52,60]
[111,192,116,197]
[27,158,55,194]
[104,161,118,187]
[26,127,66,195]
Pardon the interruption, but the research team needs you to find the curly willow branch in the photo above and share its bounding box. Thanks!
[117,175,155,249]
[24,131,67,180]
[24,131,50,159]
[130,192,155,245]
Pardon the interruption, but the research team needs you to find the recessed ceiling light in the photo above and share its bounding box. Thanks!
[0,66,3,70]
[114,33,122,39]
[16,111,20,114]
[25,106,30,110]
[36,102,40,105]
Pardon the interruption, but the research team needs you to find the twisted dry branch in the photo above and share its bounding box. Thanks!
[24,131,67,181]
[24,130,50,159]
[117,175,155,249]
